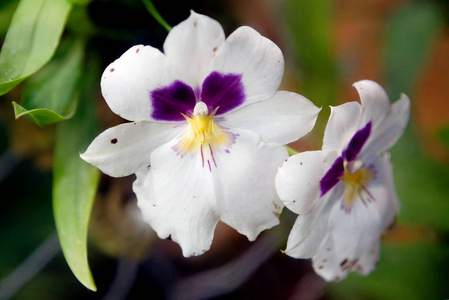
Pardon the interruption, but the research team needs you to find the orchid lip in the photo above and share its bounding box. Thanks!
[319,121,373,205]
[150,71,245,121]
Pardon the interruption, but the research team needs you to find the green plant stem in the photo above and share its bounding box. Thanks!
[141,0,171,32]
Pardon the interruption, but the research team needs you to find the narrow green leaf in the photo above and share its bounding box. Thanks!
[13,40,84,126]
[53,61,100,291]
[0,0,72,95]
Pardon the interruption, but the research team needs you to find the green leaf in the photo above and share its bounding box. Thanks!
[53,61,100,291]
[0,0,72,96]
[12,40,84,126]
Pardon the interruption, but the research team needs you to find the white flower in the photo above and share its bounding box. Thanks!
[275,80,410,281]
[81,12,320,257]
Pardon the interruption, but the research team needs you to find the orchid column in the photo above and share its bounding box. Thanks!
[81,12,320,257]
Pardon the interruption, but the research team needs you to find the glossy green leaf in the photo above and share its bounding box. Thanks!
[0,0,72,96]
[53,61,100,291]
[12,40,84,126]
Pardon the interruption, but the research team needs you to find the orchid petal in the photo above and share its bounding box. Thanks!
[163,11,225,88]
[134,138,219,257]
[212,26,284,109]
[220,91,320,144]
[311,232,380,281]
[311,235,346,281]
[276,150,339,215]
[322,102,362,152]
[326,156,398,274]
[353,243,380,275]
[361,94,411,159]
[81,121,181,177]
[101,45,170,122]
[353,80,390,124]
[213,129,287,241]
[284,187,338,259]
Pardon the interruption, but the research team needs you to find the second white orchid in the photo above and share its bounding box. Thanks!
[276,80,410,281]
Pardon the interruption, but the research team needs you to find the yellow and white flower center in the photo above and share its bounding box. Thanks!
[175,102,234,170]
[341,160,373,211]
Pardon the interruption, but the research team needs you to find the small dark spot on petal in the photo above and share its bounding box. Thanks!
[111,138,118,144]
[193,21,197,26]
[318,265,324,269]
[340,258,349,267]
[293,200,296,203]
[110,68,115,72]
[213,46,218,52]
[136,48,140,53]
[327,248,331,252]
[323,259,327,263]
[133,122,137,125]
[153,204,156,207]
[300,162,303,165]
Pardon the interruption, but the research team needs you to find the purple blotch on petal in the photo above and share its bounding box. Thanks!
[151,80,196,121]
[320,156,344,197]
[343,121,372,162]
[201,71,245,115]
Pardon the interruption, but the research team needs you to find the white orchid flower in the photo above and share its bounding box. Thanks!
[276,80,410,281]
[81,11,320,257]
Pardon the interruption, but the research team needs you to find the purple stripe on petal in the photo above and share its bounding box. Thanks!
[151,81,196,121]
[343,121,372,162]
[320,156,344,197]
[201,71,245,115]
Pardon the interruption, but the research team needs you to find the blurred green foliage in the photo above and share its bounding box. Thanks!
[0,0,72,95]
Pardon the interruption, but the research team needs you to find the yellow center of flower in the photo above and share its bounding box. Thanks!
[175,102,234,170]
[341,161,373,211]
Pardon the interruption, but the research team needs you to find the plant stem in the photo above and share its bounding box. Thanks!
[141,0,171,32]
